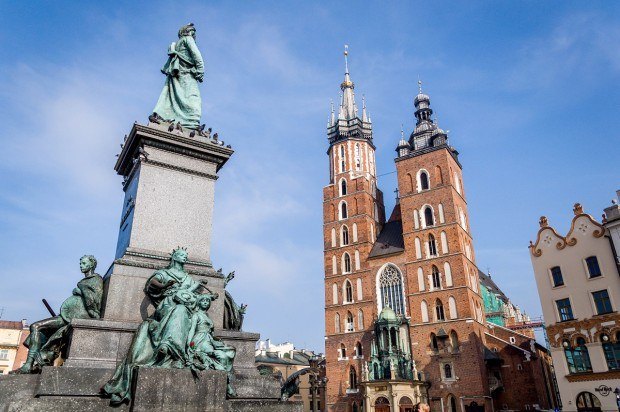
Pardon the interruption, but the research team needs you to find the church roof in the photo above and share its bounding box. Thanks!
[368,218,404,258]
[478,269,509,303]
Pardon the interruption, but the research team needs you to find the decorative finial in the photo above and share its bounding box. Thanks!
[344,44,349,74]
[539,216,548,228]
[418,76,422,94]
[401,124,404,138]
[573,203,583,215]
[362,94,366,109]
[330,99,334,113]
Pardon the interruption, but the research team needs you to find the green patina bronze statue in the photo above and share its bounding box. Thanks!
[13,255,103,374]
[151,23,205,130]
[103,248,236,405]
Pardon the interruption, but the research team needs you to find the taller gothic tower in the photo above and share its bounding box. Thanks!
[323,47,386,411]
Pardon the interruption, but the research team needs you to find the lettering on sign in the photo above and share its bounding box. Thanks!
[595,385,612,397]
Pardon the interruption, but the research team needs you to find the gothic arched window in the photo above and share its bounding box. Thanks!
[349,366,358,389]
[428,234,438,256]
[436,299,445,321]
[420,171,430,190]
[424,207,434,226]
[343,253,351,274]
[340,179,347,196]
[355,341,363,357]
[344,280,353,303]
[378,265,405,315]
[346,312,354,332]
[432,265,441,289]
[340,202,348,220]
[341,225,349,246]
[444,364,453,379]
[340,343,346,358]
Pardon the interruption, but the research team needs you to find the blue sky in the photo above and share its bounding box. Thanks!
[0,2,618,352]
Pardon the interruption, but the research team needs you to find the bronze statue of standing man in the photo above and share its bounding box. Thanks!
[151,23,205,130]
[13,255,103,374]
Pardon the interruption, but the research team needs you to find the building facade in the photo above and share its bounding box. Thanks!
[255,340,327,412]
[0,320,28,374]
[530,203,620,412]
[323,50,557,412]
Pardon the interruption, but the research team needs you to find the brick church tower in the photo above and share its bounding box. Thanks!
[323,47,387,411]
[323,51,557,412]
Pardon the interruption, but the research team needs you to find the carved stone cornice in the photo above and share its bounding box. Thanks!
[115,123,233,177]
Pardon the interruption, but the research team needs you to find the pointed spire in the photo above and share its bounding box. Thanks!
[338,44,358,120]
[362,95,369,122]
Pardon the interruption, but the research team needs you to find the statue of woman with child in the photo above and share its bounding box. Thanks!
[102,247,236,405]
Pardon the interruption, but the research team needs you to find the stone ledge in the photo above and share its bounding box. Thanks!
[36,366,114,397]
[228,399,303,412]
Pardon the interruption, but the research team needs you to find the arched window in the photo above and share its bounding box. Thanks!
[354,250,360,270]
[448,296,458,319]
[340,201,348,220]
[339,145,346,172]
[428,234,438,257]
[436,299,445,321]
[340,179,347,196]
[344,280,353,303]
[444,262,453,286]
[407,174,414,193]
[424,207,434,227]
[332,283,338,304]
[435,166,443,185]
[432,265,441,289]
[415,237,422,259]
[331,228,336,247]
[357,309,364,329]
[440,231,449,254]
[459,207,467,230]
[400,396,414,409]
[340,343,346,358]
[448,395,458,412]
[352,223,358,242]
[355,341,363,357]
[375,397,390,409]
[601,333,620,370]
[341,225,349,246]
[346,311,354,332]
[564,337,592,373]
[343,253,351,273]
[378,265,405,315]
[335,313,340,333]
[354,143,361,170]
[417,267,425,291]
[450,331,459,351]
[421,300,429,323]
[454,171,461,194]
[420,171,430,190]
[444,364,453,379]
[332,255,337,275]
[576,392,601,412]
[430,333,438,350]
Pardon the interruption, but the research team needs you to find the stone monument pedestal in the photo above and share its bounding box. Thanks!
[0,123,300,411]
